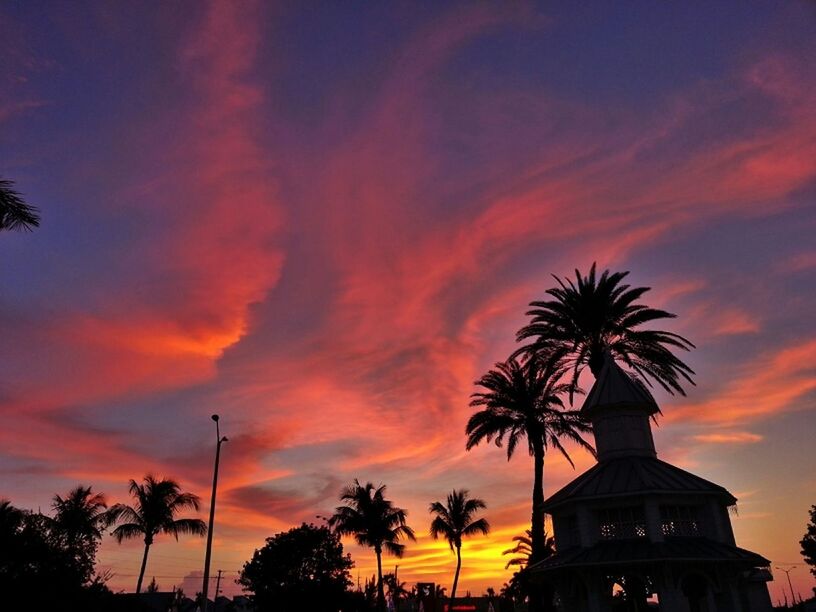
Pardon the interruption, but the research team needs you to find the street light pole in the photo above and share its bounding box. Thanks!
[775,566,797,605]
[201,415,228,612]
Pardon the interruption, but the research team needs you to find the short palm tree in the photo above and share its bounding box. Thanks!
[0,178,40,232]
[516,263,695,399]
[429,489,490,603]
[383,571,408,611]
[52,485,113,581]
[502,528,554,569]
[329,480,415,612]
[467,357,592,566]
[109,475,206,594]
[0,499,25,532]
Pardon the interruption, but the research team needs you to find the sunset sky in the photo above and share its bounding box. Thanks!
[2,1,815,603]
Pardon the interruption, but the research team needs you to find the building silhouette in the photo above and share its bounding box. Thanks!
[529,356,773,612]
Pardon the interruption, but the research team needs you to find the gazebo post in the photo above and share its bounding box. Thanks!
[585,574,604,612]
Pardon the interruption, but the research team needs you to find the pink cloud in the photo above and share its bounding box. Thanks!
[1,1,284,412]
[667,339,816,425]
[692,431,764,444]
[3,4,816,599]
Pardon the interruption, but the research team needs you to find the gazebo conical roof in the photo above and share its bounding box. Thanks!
[581,354,659,418]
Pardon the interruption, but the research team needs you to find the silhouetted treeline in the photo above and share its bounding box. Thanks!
[0,498,114,610]
[1,474,205,609]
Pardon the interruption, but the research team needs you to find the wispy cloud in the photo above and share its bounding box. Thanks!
[693,431,764,444]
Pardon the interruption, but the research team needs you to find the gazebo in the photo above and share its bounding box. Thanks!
[528,356,773,612]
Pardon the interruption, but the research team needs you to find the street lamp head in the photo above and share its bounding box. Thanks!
[211,414,220,422]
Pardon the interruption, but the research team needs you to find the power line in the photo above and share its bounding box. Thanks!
[105,571,241,580]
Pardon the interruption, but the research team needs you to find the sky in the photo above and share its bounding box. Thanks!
[1,0,815,603]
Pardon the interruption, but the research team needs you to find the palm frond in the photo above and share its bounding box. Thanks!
[0,178,40,231]
[164,518,207,539]
[517,263,695,397]
[111,522,145,544]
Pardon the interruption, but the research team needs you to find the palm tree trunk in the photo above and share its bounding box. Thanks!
[530,439,546,561]
[136,541,151,594]
[588,345,605,378]
[375,545,385,612]
[451,543,462,603]
[528,438,546,612]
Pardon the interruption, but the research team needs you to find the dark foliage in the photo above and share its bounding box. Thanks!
[502,528,555,569]
[109,475,207,594]
[382,571,410,611]
[517,263,695,399]
[330,480,416,612]
[238,523,355,612]
[801,505,816,578]
[468,357,591,612]
[52,485,115,585]
[467,357,592,565]
[499,570,528,605]
[0,178,40,231]
[0,499,114,611]
[429,489,490,602]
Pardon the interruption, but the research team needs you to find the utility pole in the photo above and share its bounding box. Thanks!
[214,570,223,600]
[775,566,797,606]
[201,414,228,612]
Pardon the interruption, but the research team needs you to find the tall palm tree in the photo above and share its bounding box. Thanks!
[0,178,40,232]
[329,480,415,612]
[516,263,695,400]
[52,485,113,581]
[502,528,554,569]
[108,475,206,594]
[429,489,490,603]
[467,357,592,567]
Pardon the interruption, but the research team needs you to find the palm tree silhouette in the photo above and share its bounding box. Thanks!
[467,357,592,567]
[516,263,695,400]
[51,485,113,580]
[383,571,409,612]
[108,475,206,594]
[0,499,24,531]
[502,528,554,569]
[329,480,415,612]
[429,489,490,603]
[0,178,40,232]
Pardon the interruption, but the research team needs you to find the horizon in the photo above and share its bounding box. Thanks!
[1,1,815,604]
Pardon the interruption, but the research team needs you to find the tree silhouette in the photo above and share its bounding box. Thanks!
[51,485,114,583]
[517,263,695,400]
[1,499,115,609]
[801,505,816,578]
[108,475,206,594]
[329,480,415,612]
[0,178,40,232]
[429,489,490,603]
[502,528,554,569]
[468,357,592,565]
[383,571,409,612]
[238,523,354,611]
